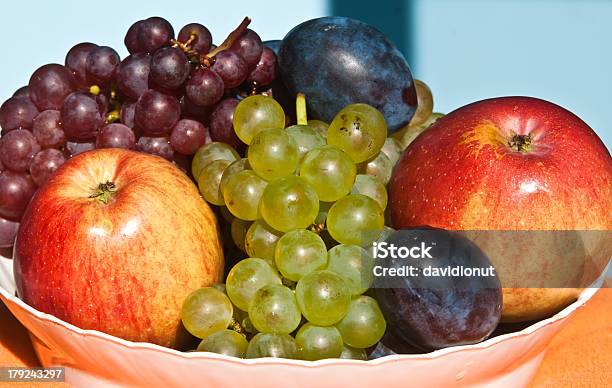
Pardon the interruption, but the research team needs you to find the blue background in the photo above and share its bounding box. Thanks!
[1,0,610,151]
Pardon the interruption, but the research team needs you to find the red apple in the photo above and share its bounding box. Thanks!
[14,149,224,348]
[389,97,612,322]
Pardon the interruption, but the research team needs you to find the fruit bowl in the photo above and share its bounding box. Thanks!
[1,253,606,388]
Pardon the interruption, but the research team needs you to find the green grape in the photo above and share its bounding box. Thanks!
[359,152,392,185]
[327,103,387,163]
[307,119,329,138]
[300,145,356,202]
[226,258,281,311]
[326,244,374,296]
[339,345,368,360]
[220,158,250,194]
[181,287,233,339]
[248,128,299,180]
[351,174,387,210]
[245,220,283,266]
[197,329,248,358]
[231,218,251,252]
[248,284,301,334]
[223,170,267,221]
[408,79,434,127]
[393,113,445,150]
[275,229,327,281]
[335,296,386,349]
[242,316,257,334]
[286,124,325,160]
[192,142,239,179]
[327,194,384,246]
[233,95,285,144]
[259,176,319,232]
[314,201,334,225]
[246,333,298,359]
[295,323,343,361]
[295,270,350,326]
[197,159,231,205]
[381,137,402,166]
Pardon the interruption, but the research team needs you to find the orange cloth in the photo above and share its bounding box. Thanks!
[1,283,610,387]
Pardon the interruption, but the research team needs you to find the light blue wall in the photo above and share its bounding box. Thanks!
[410,0,611,151]
[1,0,610,151]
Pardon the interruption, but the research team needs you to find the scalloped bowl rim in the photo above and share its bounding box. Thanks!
[1,254,606,368]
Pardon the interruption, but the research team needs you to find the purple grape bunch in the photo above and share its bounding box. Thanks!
[0,16,280,248]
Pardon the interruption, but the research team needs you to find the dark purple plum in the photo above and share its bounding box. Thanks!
[278,16,417,132]
[373,228,502,352]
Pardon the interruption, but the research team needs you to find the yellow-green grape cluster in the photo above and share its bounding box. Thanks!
[188,95,398,360]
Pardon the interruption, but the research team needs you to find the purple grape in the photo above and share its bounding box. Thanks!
[0,130,41,172]
[136,136,174,160]
[65,42,99,88]
[180,95,213,124]
[209,98,244,151]
[211,51,248,89]
[0,216,19,248]
[134,89,181,136]
[247,46,277,86]
[150,47,191,90]
[185,68,224,107]
[65,141,95,157]
[28,64,77,111]
[86,46,120,85]
[170,119,208,155]
[96,123,136,149]
[120,101,136,128]
[116,53,151,100]
[230,29,263,69]
[60,92,104,140]
[0,97,39,132]
[29,149,66,186]
[0,171,36,221]
[12,86,30,99]
[138,17,174,54]
[178,23,212,54]
[32,110,66,149]
[125,20,145,54]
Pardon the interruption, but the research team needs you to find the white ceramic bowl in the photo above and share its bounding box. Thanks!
[0,253,606,388]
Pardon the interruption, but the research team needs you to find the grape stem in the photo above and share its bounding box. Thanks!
[200,17,251,67]
[228,318,246,336]
[296,93,308,125]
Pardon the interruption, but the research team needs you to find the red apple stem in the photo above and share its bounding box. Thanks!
[89,181,117,204]
[508,134,533,153]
